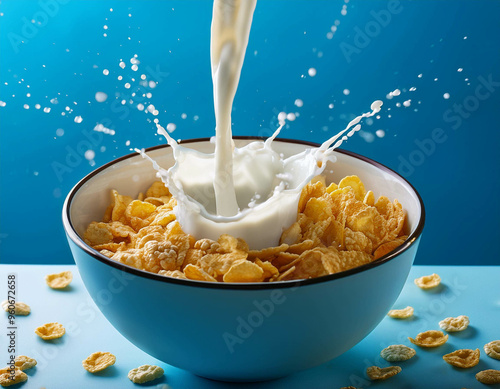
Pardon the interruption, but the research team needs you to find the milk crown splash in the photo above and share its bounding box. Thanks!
[137,0,383,249]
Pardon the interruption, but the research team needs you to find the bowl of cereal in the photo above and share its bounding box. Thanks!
[62,137,425,382]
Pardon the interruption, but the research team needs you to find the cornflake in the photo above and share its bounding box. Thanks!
[128,365,164,384]
[409,330,448,348]
[14,355,37,371]
[82,352,116,373]
[476,369,500,385]
[387,306,414,319]
[1,300,30,316]
[35,322,65,340]
[443,348,480,368]
[484,340,500,360]
[439,315,469,332]
[0,367,28,387]
[380,344,416,362]
[45,271,73,289]
[414,273,441,289]
[366,365,401,381]
[85,177,408,283]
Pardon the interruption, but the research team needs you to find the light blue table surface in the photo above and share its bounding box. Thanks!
[0,264,499,389]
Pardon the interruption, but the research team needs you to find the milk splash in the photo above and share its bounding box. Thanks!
[138,99,382,249]
[137,0,383,249]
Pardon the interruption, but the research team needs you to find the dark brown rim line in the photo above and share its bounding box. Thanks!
[63,137,425,290]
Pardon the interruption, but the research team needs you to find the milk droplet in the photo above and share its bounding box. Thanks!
[56,128,64,136]
[457,68,463,72]
[84,150,95,160]
[149,81,157,89]
[181,113,187,119]
[131,64,138,71]
[119,61,126,69]
[124,83,131,89]
[308,68,317,77]
[0,101,6,107]
[118,75,123,81]
[137,103,145,111]
[326,32,333,40]
[166,123,177,133]
[286,113,296,121]
[125,140,130,146]
[294,99,303,107]
[392,89,401,96]
[94,123,115,135]
[95,92,108,102]
[417,73,423,78]
[343,89,350,95]
[443,93,450,99]
[35,104,41,109]
[74,116,83,123]
[376,129,385,138]
[403,99,411,107]
[103,25,108,30]
[100,146,106,152]
[409,87,416,91]
[278,112,287,124]
[23,104,29,109]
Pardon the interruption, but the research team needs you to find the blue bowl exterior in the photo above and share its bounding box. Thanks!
[67,234,420,381]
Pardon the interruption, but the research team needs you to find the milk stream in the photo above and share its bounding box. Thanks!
[137,0,383,249]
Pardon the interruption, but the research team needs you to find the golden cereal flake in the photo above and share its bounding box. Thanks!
[366,365,401,381]
[128,365,164,384]
[223,260,264,283]
[414,273,441,289]
[82,352,116,373]
[14,355,37,371]
[0,367,28,387]
[1,300,30,316]
[484,340,500,360]
[35,322,65,340]
[387,306,414,319]
[409,330,448,348]
[439,315,470,332]
[476,369,500,385]
[443,348,480,368]
[380,345,416,362]
[45,271,73,289]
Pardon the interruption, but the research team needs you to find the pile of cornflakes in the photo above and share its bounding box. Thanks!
[84,175,408,282]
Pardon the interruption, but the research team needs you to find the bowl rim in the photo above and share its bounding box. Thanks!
[63,136,425,290]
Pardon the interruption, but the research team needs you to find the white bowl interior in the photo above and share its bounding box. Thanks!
[70,139,422,241]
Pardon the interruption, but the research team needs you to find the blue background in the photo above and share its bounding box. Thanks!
[1,0,499,266]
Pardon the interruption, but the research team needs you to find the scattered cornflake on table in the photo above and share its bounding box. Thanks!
[366,365,401,381]
[484,340,500,360]
[14,355,37,371]
[443,349,480,368]
[387,306,414,319]
[439,315,470,332]
[45,270,73,289]
[414,273,441,289]
[35,322,65,340]
[475,369,500,385]
[380,344,416,362]
[128,365,164,384]
[409,330,448,348]
[1,300,30,315]
[82,352,116,373]
[0,367,28,387]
